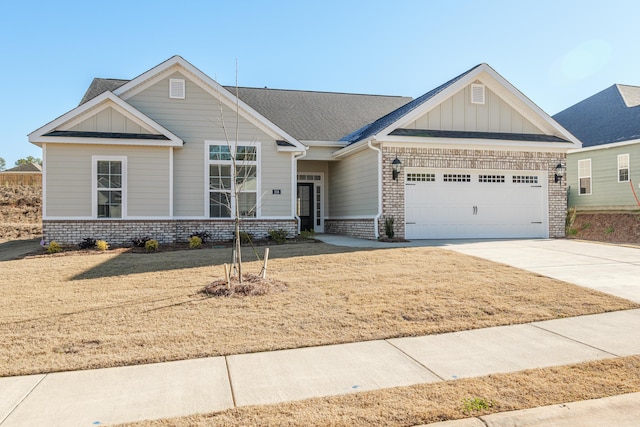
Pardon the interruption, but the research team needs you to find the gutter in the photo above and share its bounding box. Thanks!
[367,140,382,239]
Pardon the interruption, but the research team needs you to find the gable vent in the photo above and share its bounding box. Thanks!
[169,78,185,99]
[471,83,485,104]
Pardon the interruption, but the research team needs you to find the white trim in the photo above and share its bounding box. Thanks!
[367,141,382,239]
[169,147,174,217]
[28,91,183,146]
[31,137,183,147]
[41,144,47,218]
[204,140,261,219]
[618,153,630,183]
[293,150,307,233]
[578,158,592,196]
[112,56,305,150]
[91,155,127,218]
[568,138,640,153]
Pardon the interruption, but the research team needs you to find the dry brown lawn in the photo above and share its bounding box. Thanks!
[118,355,640,427]
[0,242,637,377]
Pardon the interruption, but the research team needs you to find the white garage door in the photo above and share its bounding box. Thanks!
[405,169,548,239]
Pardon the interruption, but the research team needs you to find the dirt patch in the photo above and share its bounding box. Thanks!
[0,185,41,243]
[568,212,640,245]
[202,274,288,297]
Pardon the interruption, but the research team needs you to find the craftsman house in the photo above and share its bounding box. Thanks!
[29,56,579,244]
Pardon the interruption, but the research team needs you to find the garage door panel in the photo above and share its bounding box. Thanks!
[405,169,547,239]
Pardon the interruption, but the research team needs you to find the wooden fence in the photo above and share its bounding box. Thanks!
[0,173,42,186]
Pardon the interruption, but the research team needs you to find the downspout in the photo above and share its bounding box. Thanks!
[367,140,382,239]
[292,148,307,234]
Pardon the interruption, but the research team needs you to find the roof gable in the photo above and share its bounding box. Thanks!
[342,63,579,148]
[28,91,183,146]
[554,84,640,147]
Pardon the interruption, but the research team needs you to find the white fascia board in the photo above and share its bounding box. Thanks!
[568,138,640,154]
[371,63,581,148]
[113,55,305,151]
[332,138,374,159]
[277,145,307,153]
[28,91,183,146]
[381,138,576,152]
[30,136,183,147]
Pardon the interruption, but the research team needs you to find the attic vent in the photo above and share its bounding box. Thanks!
[169,79,185,99]
[471,84,485,104]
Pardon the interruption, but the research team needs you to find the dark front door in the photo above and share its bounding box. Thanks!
[297,183,314,232]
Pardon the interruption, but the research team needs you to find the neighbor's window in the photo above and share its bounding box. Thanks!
[618,154,630,182]
[578,158,592,195]
[95,158,125,218]
[207,143,259,218]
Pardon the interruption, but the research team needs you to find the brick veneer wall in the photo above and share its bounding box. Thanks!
[324,218,377,239]
[42,219,297,246]
[380,146,567,239]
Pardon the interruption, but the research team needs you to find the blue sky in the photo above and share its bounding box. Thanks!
[1,0,638,166]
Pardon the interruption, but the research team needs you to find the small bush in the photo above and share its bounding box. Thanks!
[145,239,159,251]
[567,227,578,236]
[268,228,288,244]
[239,231,253,245]
[384,216,395,239]
[95,240,109,251]
[190,231,210,244]
[132,236,152,248]
[78,237,96,250]
[605,226,615,234]
[300,229,315,239]
[189,236,202,249]
[47,241,62,254]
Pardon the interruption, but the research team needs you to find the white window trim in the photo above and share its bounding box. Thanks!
[618,153,630,183]
[578,158,592,196]
[204,141,261,218]
[91,155,127,218]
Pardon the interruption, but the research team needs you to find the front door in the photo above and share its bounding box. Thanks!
[297,183,314,232]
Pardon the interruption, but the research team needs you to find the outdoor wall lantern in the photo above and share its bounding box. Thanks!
[554,162,566,184]
[392,157,402,180]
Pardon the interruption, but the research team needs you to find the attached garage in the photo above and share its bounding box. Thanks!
[405,168,548,239]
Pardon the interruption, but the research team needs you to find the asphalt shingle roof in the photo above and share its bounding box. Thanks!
[79,78,129,105]
[553,84,640,147]
[5,162,42,172]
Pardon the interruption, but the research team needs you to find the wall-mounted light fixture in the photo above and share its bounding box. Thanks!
[554,162,566,184]
[392,157,402,180]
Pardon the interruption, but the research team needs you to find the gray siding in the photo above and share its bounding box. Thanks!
[64,107,152,134]
[408,84,543,134]
[44,144,171,217]
[328,148,378,216]
[567,143,640,210]
[127,71,293,217]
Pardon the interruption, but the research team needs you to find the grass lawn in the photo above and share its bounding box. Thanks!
[1,241,636,377]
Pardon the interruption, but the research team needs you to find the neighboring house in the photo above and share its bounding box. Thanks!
[554,84,640,211]
[29,56,579,245]
[0,162,42,186]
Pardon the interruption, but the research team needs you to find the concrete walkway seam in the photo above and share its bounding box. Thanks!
[385,339,447,381]
[529,323,621,358]
[224,356,238,408]
[0,374,47,425]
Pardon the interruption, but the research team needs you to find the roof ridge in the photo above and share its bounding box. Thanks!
[225,85,412,99]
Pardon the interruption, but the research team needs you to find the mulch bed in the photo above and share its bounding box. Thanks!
[201,274,288,297]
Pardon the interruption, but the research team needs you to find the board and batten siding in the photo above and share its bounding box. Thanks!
[406,84,543,134]
[63,107,153,135]
[328,148,378,217]
[567,144,640,210]
[44,144,171,217]
[126,70,292,217]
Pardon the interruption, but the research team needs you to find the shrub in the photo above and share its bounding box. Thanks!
[605,226,615,234]
[384,216,395,239]
[132,236,152,248]
[78,237,96,250]
[190,231,210,244]
[145,239,159,251]
[300,229,315,239]
[239,231,253,245]
[268,228,288,244]
[47,241,62,254]
[189,236,202,249]
[567,227,578,236]
[95,240,109,251]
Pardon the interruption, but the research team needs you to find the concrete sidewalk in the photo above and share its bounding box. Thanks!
[2,309,639,426]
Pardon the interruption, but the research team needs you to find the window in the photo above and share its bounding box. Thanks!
[93,156,126,218]
[207,143,259,218]
[618,154,630,182]
[578,159,592,195]
[407,173,435,182]
[513,175,539,184]
[443,174,471,182]
[478,175,505,183]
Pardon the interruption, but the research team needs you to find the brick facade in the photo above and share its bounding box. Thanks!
[42,219,297,246]
[324,218,377,239]
[380,146,567,239]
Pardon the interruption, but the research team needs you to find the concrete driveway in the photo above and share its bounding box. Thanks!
[430,239,640,304]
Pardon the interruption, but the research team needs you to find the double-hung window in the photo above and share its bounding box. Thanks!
[618,154,630,182]
[578,158,592,195]
[207,143,258,218]
[93,156,126,218]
